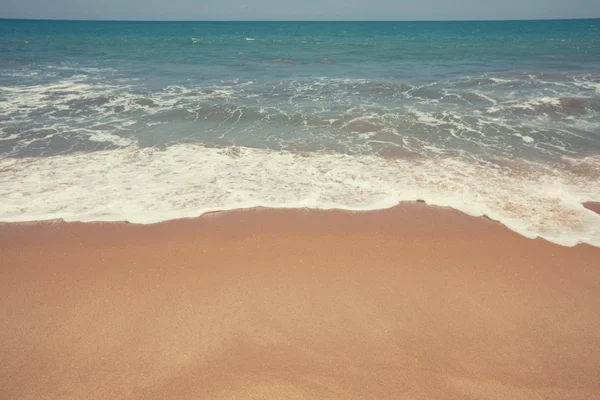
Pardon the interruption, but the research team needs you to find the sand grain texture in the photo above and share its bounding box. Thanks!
[1,205,600,400]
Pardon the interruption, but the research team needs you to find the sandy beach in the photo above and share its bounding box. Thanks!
[1,203,600,400]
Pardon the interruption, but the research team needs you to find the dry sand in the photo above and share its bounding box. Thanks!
[1,204,599,400]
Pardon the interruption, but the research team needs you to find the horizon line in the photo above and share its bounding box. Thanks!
[1,17,600,23]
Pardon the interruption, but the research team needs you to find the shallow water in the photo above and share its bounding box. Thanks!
[1,19,600,245]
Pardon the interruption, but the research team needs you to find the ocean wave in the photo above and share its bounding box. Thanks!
[85,131,137,147]
[1,145,599,247]
[486,96,600,115]
[1,73,599,160]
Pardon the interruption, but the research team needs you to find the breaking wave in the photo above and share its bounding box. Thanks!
[1,144,599,247]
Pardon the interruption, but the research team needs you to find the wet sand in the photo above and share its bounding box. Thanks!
[584,201,600,215]
[1,204,600,400]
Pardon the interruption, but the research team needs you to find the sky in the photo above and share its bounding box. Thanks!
[1,0,600,21]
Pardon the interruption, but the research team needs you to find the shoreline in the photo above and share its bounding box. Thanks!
[584,201,600,215]
[2,204,600,399]
[3,145,600,248]
[3,200,600,248]
[0,203,546,247]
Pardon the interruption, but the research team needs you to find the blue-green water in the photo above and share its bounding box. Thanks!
[1,19,600,246]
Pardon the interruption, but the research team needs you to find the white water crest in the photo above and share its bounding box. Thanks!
[1,145,599,247]
[2,72,599,160]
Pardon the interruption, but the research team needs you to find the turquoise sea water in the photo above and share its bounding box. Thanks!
[1,19,600,245]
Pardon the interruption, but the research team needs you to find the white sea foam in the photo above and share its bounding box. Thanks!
[0,132,21,141]
[487,77,513,84]
[1,145,599,247]
[520,135,535,143]
[514,97,562,110]
[572,75,600,95]
[487,97,562,113]
[86,131,136,147]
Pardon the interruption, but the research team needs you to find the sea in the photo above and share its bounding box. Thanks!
[1,19,599,246]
